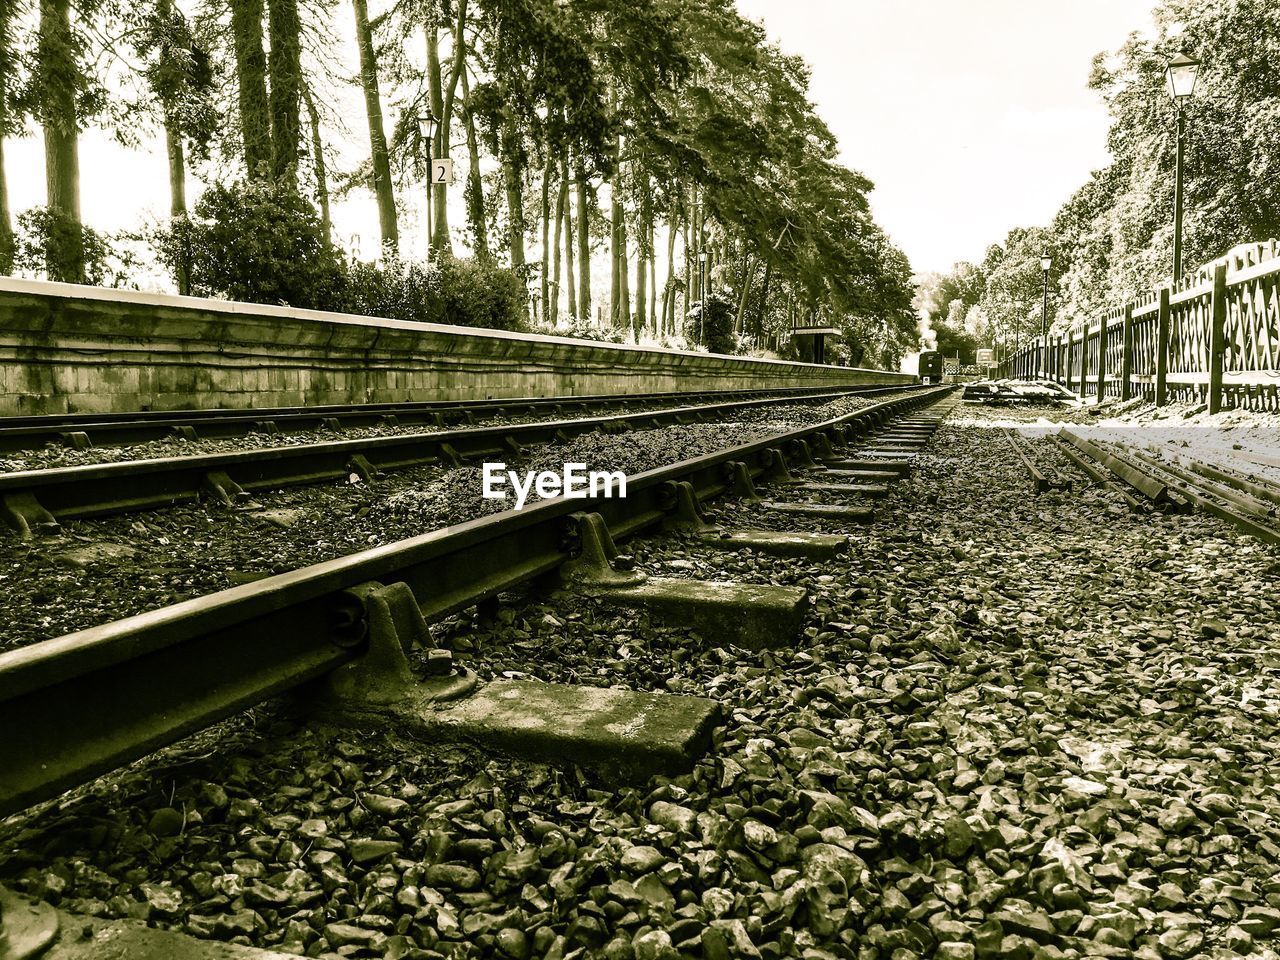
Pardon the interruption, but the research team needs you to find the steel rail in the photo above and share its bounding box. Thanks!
[0,385,923,529]
[0,384,893,453]
[0,385,955,815]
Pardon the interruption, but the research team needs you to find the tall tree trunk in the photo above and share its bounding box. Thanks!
[682,208,690,327]
[303,84,331,242]
[425,21,443,253]
[755,259,772,342]
[460,66,489,261]
[352,0,397,249]
[736,254,754,334]
[551,165,565,326]
[229,0,272,179]
[0,133,11,275]
[648,220,656,337]
[663,211,676,335]
[576,164,591,321]
[267,0,301,182]
[155,0,189,292]
[0,15,10,275]
[561,156,575,320]
[430,0,466,255]
[38,0,83,281]
[610,142,625,328]
[501,115,526,269]
[635,238,646,342]
[540,155,552,323]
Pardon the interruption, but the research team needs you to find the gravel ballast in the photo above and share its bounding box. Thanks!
[3,398,1279,960]
[0,392,881,651]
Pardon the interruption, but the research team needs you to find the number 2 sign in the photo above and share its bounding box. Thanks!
[430,159,454,185]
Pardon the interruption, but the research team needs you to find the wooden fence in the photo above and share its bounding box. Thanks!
[995,241,1280,412]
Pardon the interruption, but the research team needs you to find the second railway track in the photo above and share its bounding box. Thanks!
[0,385,955,817]
[0,384,925,533]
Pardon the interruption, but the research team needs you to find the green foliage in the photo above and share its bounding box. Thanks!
[136,2,220,158]
[436,255,528,332]
[154,181,528,331]
[532,319,624,343]
[344,253,443,323]
[157,180,346,307]
[941,0,1280,340]
[684,293,735,355]
[14,206,136,286]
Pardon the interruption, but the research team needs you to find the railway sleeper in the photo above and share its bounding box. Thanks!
[789,480,891,499]
[660,478,850,560]
[310,581,722,784]
[58,430,92,451]
[0,883,290,960]
[822,458,911,474]
[558,511,809,650]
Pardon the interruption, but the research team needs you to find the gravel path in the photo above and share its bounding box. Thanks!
[0,393,878,651]
[4,397,1277,960]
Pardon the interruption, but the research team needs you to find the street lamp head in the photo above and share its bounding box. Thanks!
[698,252,708,265]
[417,112,440,142]
[1040,252,1052,273]
[1166,51,1200,102]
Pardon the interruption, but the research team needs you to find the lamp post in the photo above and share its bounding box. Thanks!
[417,112,440,262]
[1166,51,1199,283]
[1039,251,1052,381]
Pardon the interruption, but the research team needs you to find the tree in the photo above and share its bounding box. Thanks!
[137,0,218,291]
[32,0,86,280]
[351,0,397,247]
[267,0,301,180]
[0,0,20,274]
[229,0,272,177]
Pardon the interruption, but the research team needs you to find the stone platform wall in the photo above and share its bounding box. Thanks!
[0,278,913,415]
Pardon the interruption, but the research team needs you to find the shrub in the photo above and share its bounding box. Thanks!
[532,318,624,344]
[683,293,736,355]
[156,180,346,308]
[437,255,527,332]
[14,207,136,286]
[151,181,528,332]
[344,253,443,324]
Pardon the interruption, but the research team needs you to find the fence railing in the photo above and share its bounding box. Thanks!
[995,240,1280,412]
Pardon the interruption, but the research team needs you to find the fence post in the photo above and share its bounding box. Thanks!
[1209,262,1227,413]
[1096,317,1108,402]
[1065,331,1075,394]
[1119,304,1134,401]
[1155,286,1170,407]
[1076,323,1088,396]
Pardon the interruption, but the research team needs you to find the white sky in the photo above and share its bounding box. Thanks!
[736,0,1157,274]
[3,0,1158,280]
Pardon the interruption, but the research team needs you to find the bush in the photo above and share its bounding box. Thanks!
[152,180,529,332]
[683,293,736,355]
[532,318,625,343]
[437,256,527,332]
[344,253,443,324]
[15,207,137,286]
[156,180,346,308]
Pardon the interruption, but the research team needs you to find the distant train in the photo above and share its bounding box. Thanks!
[918,350,944,384]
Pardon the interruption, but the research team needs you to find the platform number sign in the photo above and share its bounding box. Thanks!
[430,158,454,185]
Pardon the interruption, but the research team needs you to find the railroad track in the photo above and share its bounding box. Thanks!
[0,384,956,818]
[1030,427,1280,544]
[0,384,875,453]
[0,384,924,534]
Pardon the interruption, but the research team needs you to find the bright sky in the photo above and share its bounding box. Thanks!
[4,0,1158,280]
[736,0,1157,274]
